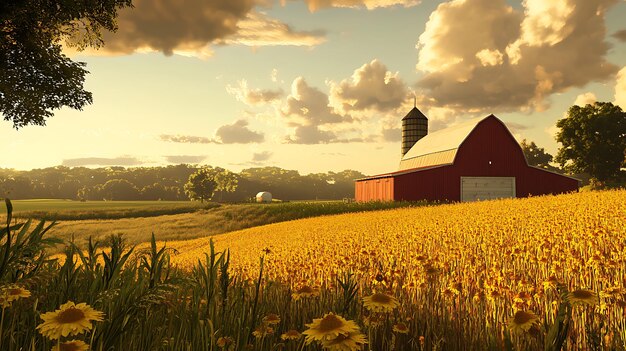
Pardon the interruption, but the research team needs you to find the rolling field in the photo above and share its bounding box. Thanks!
[2,200,424,249]
[162,189,626,349]
[0,199,212,220]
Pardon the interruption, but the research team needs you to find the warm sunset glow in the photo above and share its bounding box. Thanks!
[1,0,625,176]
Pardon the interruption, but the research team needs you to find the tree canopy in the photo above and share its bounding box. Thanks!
[555,102,626,182]
[520,139,560,172]
[1,165,365,201]
[0,0,132,128]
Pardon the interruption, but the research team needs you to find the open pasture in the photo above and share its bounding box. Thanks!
[11,200,423,248]
[0,199,211,220]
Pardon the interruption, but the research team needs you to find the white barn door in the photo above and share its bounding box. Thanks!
[461,177,516,202]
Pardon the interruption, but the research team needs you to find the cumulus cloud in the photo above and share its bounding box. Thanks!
[504,121,529,134]
[221,12,326,47]
[215,119,264,143]
[329,59,408,114]
[252,151,273,161]
[160,134,212,144]
[92,0,255,57]
[164,155,207,164]
[382,127,401,142]
[69,0,324,58]
[612,29,626,42]
[615,67,626,109]
[293,0,420,12]
[573,92,597,106]
[227,80,284,106]
[160,120,263,144]
[281,77,347,144]
[62,157,144,167]
[416,0,618,112]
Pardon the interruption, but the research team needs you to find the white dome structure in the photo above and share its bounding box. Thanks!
[256,191,272,203]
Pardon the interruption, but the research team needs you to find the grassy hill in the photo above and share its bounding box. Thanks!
[5,200,425,248]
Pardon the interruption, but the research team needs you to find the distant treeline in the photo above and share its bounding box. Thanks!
[0,165,366,201]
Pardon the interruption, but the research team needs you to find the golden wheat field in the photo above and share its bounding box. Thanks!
[163,190,626,349]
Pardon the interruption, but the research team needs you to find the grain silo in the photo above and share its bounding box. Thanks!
[256,191,272,203]
[401,102,428,157]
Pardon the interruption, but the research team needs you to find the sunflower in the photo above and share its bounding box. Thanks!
[362,293,400,313]
[50,340,89,351]
[252,325,274,338]
[392,323,409,334]
[262,313,281,325]
[281,329,301,340]
[0,285,31,307]
[600,287,625,299]
[217,336,233,348]
[37,301,105,340]
[507,310,540,334]
[292,286,320,300]
[321,331,367,351]
[567,289,597,306]
[303,313,360,344]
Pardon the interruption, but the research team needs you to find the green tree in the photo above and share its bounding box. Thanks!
[520,139,560,172]
[213,168,239,202]
[102,179,139,201]
[0,0,132,128]
[184,168,217,203]
[555,102,626,182]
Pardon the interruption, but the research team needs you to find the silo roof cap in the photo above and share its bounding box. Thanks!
[402,107,428,121]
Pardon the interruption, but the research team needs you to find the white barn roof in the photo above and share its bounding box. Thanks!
[399,115,492,171]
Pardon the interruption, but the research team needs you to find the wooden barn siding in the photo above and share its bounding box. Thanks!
[388,117,578,202]
[354,177,394,202]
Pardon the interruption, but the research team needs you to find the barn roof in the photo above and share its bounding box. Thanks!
[398,115,494,171]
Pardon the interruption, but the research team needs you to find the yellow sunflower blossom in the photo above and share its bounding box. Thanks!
[321,331,367,351]
[217,336,233,348]
[393,323,409,334]
[281,329,301,340]
[303,313,360,344]
[507,310,540,334]
[567,289,598,306]
[50,339,89,351]
[262,313,281,325]
[0,285,31,308]
[252,325,274,338]
[362,292,400,313]
[292,285,320,300]
[37,301,105,340]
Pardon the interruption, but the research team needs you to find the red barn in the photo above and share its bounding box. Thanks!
[355,113,579,202]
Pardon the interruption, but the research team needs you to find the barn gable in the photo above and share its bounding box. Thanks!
[399,115,489,171]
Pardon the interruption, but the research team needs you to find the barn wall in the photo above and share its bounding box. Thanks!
[393,166,456,201]
[518,167,579,196]
[355,177,394,202]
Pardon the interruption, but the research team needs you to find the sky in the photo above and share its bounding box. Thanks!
[2,0,626,175]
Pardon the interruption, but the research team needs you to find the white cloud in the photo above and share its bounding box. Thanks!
[288,0,420,12]
[573,92,597,106]
[329,59,409,115]
[416,0,618,112]
[215,119,264,144]
[227,80,284,106]
[281,77,347,144]
[476,49,504,67]
[65,1,324,58]
[221,11,325,47]
[615,67,626,109]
